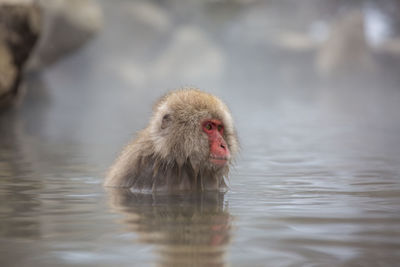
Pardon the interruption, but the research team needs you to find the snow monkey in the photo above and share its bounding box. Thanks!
[104,89,239,192]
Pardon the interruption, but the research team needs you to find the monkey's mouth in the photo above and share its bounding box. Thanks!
[210,155,229,166]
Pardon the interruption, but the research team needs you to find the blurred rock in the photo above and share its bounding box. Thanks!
[0,44,16,98]
[0,0,41,110]
[27,0,103,70]
[316,10,375,77]
[0,0,102,110]
[124,1,171,33]
[153,26,225,83]
[111,26,225,88]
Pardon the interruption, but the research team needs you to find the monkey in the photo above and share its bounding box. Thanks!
[104,88,239,192]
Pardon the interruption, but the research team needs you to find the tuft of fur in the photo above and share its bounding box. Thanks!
[104,88,239,192]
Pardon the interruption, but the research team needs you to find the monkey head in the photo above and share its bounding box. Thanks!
[149,89,239,173]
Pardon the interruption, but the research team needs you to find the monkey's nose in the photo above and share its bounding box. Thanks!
[213,138,230,157]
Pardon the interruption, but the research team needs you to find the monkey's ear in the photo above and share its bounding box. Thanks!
[161,114,172,129]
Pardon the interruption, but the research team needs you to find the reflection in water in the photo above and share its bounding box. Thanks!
[0,110,42,240]
[106,189,232,267]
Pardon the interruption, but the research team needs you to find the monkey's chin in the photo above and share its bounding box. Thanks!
[210,156,229,167]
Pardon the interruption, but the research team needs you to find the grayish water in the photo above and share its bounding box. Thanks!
[1,1,400,266]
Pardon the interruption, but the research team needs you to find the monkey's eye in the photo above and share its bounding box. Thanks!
[205,123,212,131]
[217,125,223,132]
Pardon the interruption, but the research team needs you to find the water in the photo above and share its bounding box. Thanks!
[1,1,400,266]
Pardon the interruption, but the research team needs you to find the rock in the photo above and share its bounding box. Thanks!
[316,10,375,77]
[0,0,102,110]
[27,0,103,70]
[0,1,41,110]
[152,26,225,83]
[0,44,16,97]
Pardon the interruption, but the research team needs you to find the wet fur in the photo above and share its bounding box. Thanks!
[104,89,239,192]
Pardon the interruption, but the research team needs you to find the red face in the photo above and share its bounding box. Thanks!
[202,119,230,166]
